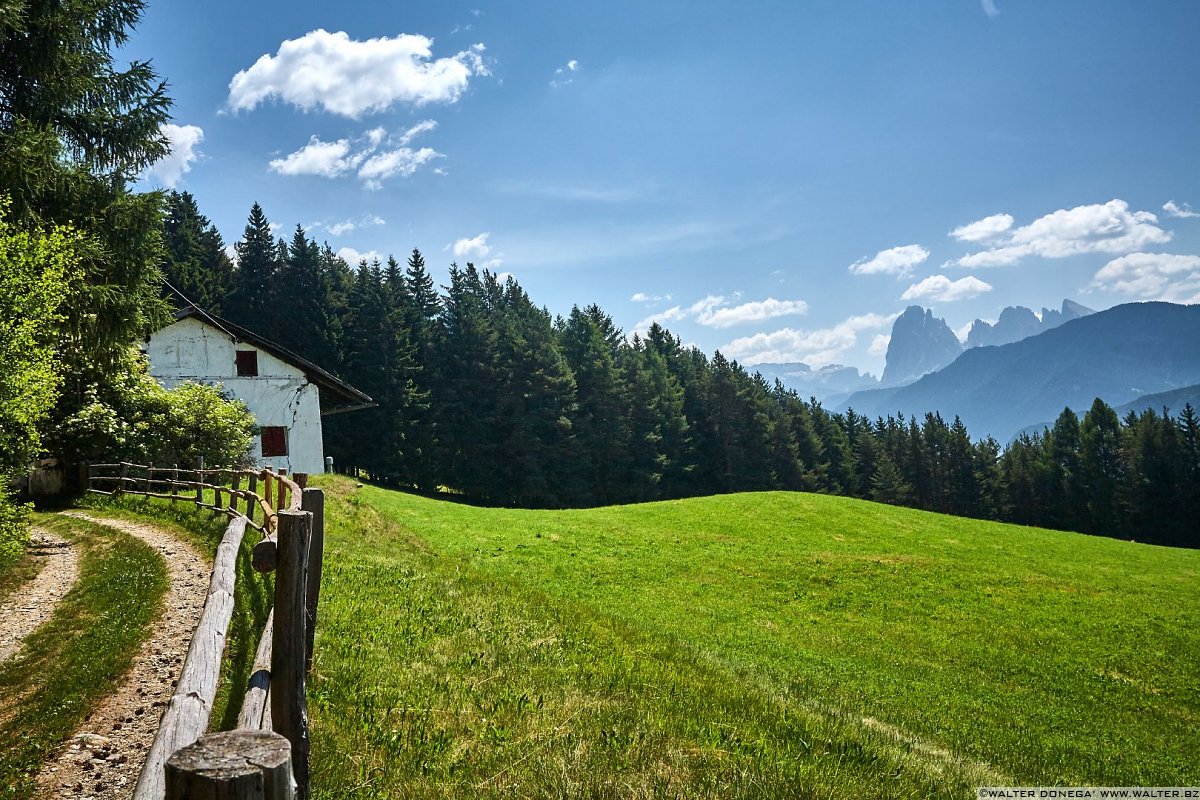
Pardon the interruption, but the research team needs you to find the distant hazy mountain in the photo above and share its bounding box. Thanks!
[752,362,878,403]
[1014,382,1200,442]
[966,299,1093,349]
[881,306,963,387]
[842,302,1200,441]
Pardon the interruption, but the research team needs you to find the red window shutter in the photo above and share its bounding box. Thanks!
[236,350,259,377]
[261,426,288,457]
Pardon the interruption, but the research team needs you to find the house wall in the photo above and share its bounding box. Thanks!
[145,316,326,474]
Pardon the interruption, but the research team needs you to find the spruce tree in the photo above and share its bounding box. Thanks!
[162,191,234,312]
[227,203,279,329]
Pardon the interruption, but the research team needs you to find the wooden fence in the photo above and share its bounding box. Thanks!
[87,462,325,800]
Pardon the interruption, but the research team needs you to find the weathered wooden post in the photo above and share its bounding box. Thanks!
[300,487,324,674]
[247,474,258,522]
[172,464,179,498]
[324,456,333,474]
[272,509,311,799]
[262,470,273,514]
[277,468,289,510]
[294,472,308,490]
[195,456,205,505]
[165,730,294,800]
[117,462,128,496]
[230,474,241,514]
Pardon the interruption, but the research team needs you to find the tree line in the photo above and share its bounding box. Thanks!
[164,195,1200,548]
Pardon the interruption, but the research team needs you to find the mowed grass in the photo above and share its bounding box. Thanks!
[0,514,168,800]
[309,476,1199,798]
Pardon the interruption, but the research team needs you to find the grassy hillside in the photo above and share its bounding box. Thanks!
[309,476,1199,798]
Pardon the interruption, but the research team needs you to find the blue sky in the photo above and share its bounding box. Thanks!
[129,1,1200,376]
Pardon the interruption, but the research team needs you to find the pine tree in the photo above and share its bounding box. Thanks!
[162,191,234,312]
[227,203,279,329]
[560,306,630,504]
[0,0,172,375]
[1080,398,1123,536]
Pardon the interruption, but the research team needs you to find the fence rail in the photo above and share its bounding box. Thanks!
[87,462,320,800]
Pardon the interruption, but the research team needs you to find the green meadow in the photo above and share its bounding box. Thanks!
[307,476,1198,798]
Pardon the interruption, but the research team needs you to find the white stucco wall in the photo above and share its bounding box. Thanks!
[145,316,326,474]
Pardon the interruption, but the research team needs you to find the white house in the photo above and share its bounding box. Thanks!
[144,303,373,474]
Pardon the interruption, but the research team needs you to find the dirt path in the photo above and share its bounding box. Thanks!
[36,512,210,800]
[0,529,79,664]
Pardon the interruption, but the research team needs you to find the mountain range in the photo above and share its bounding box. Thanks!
[839,302,1200,441]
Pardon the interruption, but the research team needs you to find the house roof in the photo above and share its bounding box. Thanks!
[165,297,376,417]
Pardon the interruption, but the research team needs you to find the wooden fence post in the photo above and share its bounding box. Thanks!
[117,462,128,496]
[195,456,205,505]
[277,468,289,510]
[247,474,258,522]
[272,510,311,800]
[300,488,324,674]
[165,730,294,800]
[172,464,179,498]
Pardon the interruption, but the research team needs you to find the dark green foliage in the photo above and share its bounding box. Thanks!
[0,0,171,371]
[161,191,233,313]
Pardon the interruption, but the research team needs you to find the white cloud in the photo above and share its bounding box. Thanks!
[1163,200,1200,219]
[449,232,503,268]
[696,298,809,328]
[868,334,890,356]
[359,147,441,188]
[951,213,1013,243]
[1091,252,1200,304]
[228,30,489,117]
[849,244,929,277]
[270,126,441,187]
[328,221,355,236]
[720,312,898,367]
[269,136,357,177]
[954,199,1171,268]
[398,119,438,146]
[317,214,385,238]
[145,123,204,187]
[551,59,581,87]
[337,246,382,265]
[981,0,1000,17]
[630,292,672,304]
[451,232,492,261]
[900,275,993,302]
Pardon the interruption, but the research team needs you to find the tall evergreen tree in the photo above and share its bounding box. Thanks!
[227,202,278,328]
[161,191,233,312]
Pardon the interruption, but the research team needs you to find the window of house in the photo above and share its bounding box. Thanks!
[235,350,259,377]
[261,426,288,457]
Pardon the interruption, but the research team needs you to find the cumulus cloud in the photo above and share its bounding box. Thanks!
[1090,252,1200,304]
[144,123,204,187]
[337,246,382,266]
[901,275,993,302]
[630,292,672,304]
[696,298,809,328]
[1163,200,1200,219]
[868,334,890,356]
[228,30,489,117]
[720,312,899,367]
[954,199,1171,268]
[269,123,441,187]
[269,136,357,177]
[849,244,929,277]
[951,213,1013,243]
[449,232,503,268]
